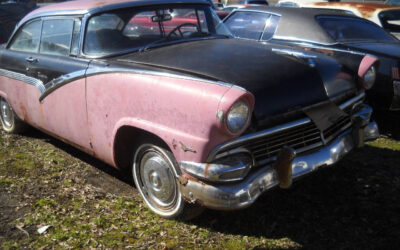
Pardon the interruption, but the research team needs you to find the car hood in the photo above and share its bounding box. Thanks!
[343,41,400,59]
[114,38,356,125]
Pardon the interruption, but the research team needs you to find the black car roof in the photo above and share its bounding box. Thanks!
[230,6,362,44]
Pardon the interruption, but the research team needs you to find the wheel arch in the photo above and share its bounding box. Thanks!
[112,121,173,171]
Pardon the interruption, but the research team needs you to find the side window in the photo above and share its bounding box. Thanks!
[225,12,271,40]
[40,19,74,56]
[261,15,280,41]
[71,19,82,56]
[9,20,42,52]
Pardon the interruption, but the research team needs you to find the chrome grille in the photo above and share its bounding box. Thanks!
[208,93,365,166]
[242,122,321,164]
[239,117,351,166]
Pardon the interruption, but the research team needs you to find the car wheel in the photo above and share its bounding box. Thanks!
[132,143,204,220]
[0,97,27,133]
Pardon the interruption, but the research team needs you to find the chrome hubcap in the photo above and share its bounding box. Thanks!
[0,98,13,129]
[140,151,177,208]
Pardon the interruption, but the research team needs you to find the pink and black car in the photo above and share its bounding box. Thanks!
[0,0,379,219]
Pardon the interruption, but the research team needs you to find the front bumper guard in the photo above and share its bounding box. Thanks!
[179,105,379,210]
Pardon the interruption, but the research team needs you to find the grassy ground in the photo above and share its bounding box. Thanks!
[1,129,399,249]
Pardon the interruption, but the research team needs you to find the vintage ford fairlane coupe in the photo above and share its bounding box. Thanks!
[0,0,379,219]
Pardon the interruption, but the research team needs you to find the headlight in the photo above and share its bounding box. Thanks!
[362,66,376,90]
[227,100,249,133]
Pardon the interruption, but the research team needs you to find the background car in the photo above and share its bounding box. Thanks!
[224,6,400,136]
[238,0,269,5]
[0,0,378,219]
[295,2,400,40]
[0,0,36,43]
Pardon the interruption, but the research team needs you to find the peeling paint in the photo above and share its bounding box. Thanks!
[179,141,196,153]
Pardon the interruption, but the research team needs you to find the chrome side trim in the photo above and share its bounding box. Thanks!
[113,60,238,89]
[271,48,317,59]
[40,69,87,101]
[0,68,45,93]
[207,92,365,162]
[272,39,366,56]
[39,66,244,101]
[85,66,236,89]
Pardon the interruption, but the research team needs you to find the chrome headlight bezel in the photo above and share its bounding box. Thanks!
[226,100,250,134]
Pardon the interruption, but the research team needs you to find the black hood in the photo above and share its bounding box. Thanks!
[113,38,354,124]
[343,41,400,59]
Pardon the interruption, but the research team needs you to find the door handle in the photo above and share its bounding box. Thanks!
[25,57,38,63]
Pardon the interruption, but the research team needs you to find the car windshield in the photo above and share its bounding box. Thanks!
[378,9,400,32]
[84,5,231,56]
[317,16,397,43]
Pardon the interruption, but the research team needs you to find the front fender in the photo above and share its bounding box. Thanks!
[86,72,252,167]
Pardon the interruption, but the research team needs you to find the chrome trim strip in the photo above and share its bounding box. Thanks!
[40,69,87,101]
[271,48,317,59]
[0,68,45,93]
[39,66,244,101]
[207,92,365,162]
[85,67,236,88]
[272,35,337,46]
[339,92,365,110]
[272,39,366,56]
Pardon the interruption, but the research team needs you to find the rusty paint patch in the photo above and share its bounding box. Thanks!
[179,141,196,153]
[181,171,207,185]
[19,103,29,122]
[172,139,178,150]
[204,163,211,179]
[177,176,188,186]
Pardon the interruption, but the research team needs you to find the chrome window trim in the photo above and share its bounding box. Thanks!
[0,68,45,93]
[207,92,365,163]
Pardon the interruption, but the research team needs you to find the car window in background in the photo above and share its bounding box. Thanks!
[225,11,271,40]
[40,19,74,56]
[317,16,397,43]
[9,20,41,52]
[238,0,269,5]
[261,14,280,41]
[379,9,400,32]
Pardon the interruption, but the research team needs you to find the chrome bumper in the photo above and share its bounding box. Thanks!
[178,106,379,210]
